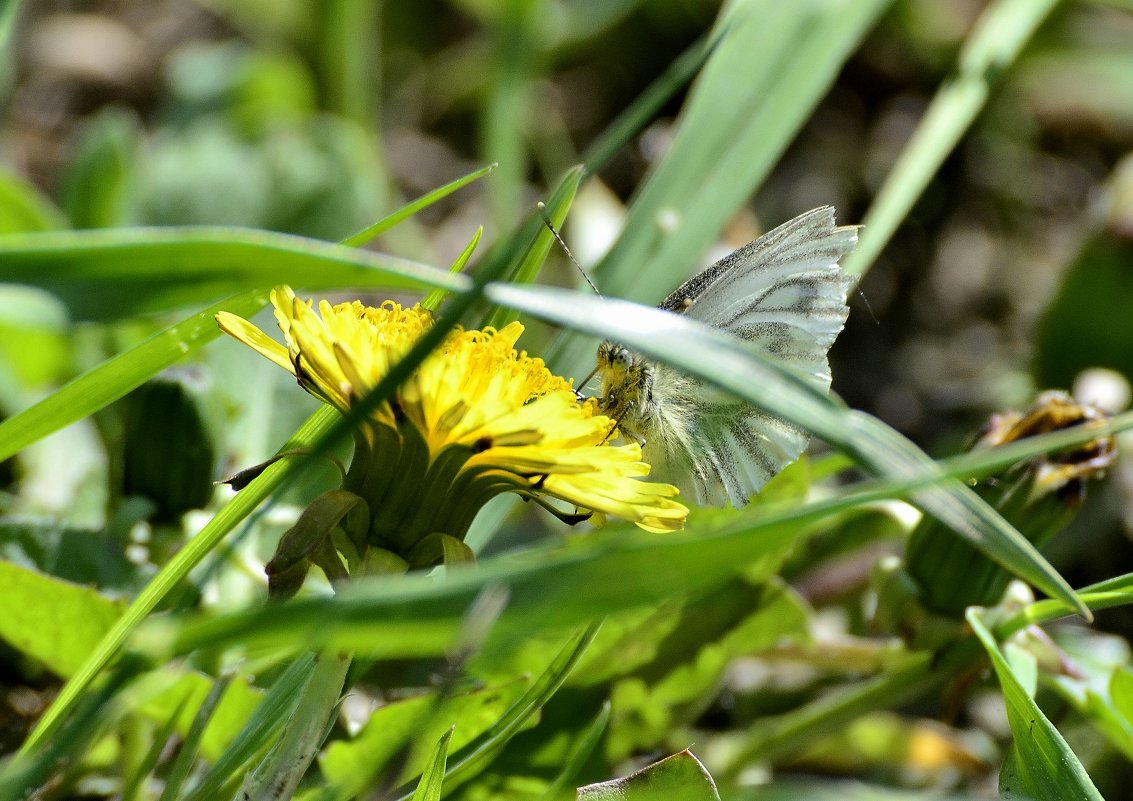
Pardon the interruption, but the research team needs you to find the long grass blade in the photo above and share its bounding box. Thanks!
[157,673,233,801]
[553,0,891,376]
[968,610,1104,801]
[181,654,317,801]
[484,283,1086,617]
[842,0,1061,278]
[340,163,497,248]
[0,227,464,321]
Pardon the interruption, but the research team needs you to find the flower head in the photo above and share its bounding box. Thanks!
[217,287,687,565]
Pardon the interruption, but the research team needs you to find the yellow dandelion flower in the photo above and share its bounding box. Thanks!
[217,287,687,567]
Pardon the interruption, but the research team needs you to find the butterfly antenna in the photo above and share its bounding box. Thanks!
[855,285,879,325]
[537,201,602,297]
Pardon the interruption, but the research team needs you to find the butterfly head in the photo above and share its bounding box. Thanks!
[597,341,633,373]
[595,341,654,435]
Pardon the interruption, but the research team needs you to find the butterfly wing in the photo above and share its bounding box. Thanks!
[650,207,857,506]
[642,372,813,507]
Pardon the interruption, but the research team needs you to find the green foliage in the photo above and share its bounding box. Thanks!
[1,1,1133,799]
[0,561,121,677]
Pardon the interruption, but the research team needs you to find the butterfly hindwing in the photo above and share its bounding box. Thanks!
[643,368,810,507]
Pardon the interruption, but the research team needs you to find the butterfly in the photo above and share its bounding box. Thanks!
[593,206,858,507]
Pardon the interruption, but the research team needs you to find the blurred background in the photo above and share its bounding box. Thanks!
[2,0,1133,790]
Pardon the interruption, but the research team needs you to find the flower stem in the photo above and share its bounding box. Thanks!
[237,651,352,801]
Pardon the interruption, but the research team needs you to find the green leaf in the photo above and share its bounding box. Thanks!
[0,517,143,594]
[0,167,67,233]
[967,609,1104,801]
[0,561,122,678]
[577,749,720,801]
[410,727,454,801]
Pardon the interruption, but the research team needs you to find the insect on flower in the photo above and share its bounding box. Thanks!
[589,207,858,507]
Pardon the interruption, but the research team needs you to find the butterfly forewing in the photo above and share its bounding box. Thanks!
[662,206,856,385]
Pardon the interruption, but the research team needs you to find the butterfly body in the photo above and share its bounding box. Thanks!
[594,206,857,508]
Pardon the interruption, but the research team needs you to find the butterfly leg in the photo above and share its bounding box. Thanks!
[612,401,647,448]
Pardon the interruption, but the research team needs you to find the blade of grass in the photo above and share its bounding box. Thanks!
[157,673,233,801]
[594,0,890,302]
[241,652,352,801]
[482,165,582,330]
[484,284,1086,617]
[340,163,497,248]
[139,504,834,660]
[1004,574,1133,636]
[318,0,379,130]
[421,226,483,312]
[842,0,1061,278]
[396,624,600,798]
[0,227,463,321]
[477,165,583,330]
[137,404,1133,667]
[553,0,890,376]
[482,2,536,227]
[410,727,453,801]
[182,654,317,801]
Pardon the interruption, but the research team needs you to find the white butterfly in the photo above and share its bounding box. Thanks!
[594,206,857,507]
